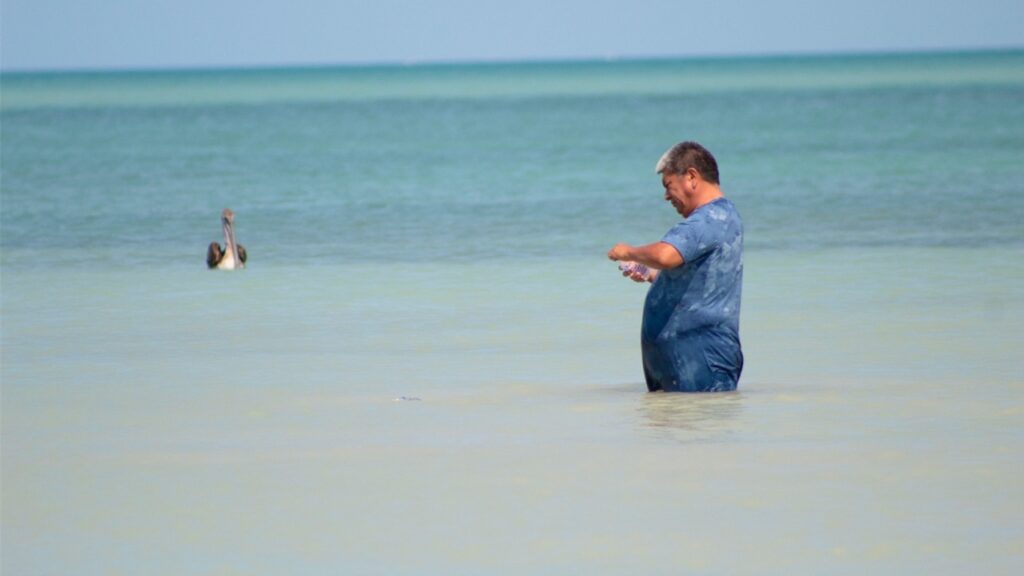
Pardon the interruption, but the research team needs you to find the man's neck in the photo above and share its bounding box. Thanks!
[694,185,723,210]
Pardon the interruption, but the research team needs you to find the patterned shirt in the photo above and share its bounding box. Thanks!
[641,197,744,392]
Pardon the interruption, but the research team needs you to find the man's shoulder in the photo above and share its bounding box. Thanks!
[681,198,736,226]
[704,198,743,230]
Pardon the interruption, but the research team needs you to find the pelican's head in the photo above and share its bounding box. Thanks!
[221,209,237,245]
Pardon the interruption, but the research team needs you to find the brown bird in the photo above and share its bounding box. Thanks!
[207,208,247,270]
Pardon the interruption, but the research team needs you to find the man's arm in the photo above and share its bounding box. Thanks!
[607,241,684,270]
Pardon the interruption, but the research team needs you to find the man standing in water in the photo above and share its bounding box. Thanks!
[608,141,744,392]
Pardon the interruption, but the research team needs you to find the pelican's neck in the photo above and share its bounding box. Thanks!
[221,220,241,269]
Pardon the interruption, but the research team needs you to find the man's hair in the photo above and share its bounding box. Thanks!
[655,141,720,185]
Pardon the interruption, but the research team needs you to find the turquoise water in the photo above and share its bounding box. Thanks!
[3,51,1024,574]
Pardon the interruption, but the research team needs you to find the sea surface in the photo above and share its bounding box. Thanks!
[3,51,1023,574]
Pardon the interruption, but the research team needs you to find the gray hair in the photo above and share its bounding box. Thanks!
[655,141,720,184]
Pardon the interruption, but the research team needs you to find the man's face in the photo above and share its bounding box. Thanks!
[662,170,693,217]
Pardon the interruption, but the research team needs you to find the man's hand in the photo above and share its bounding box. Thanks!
[622,265,656,283]
[607,243,633,261]
[610,245,658,283]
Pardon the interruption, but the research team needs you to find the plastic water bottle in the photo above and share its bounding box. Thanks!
[618,261,650,279]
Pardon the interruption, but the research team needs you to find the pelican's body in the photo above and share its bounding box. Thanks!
[207,208,247,270]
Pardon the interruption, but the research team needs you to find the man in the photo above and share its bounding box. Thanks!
[608,141,744,392]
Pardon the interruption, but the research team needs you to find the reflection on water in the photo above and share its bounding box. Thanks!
[637,391,745,443]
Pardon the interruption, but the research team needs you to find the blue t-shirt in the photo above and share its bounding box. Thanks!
[641,197,744,392]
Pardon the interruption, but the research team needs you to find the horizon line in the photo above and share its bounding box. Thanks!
[2,45,1022,76]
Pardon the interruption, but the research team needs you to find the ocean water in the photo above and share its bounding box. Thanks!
[2,51,1023,574]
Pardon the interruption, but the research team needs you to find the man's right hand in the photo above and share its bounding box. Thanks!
[607,243,633,261]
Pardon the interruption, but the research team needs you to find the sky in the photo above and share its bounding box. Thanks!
[2,0,1023,71]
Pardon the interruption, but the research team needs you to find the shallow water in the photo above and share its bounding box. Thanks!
[3,51,1024,574]
[4,248,1022,574]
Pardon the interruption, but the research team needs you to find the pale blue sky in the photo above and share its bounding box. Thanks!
[2,0,1022,71]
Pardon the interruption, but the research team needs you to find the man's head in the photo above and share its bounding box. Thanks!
[655,141,721,217]
[655,141,719,183]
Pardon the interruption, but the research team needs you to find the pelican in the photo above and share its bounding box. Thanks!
[207,208,247,270]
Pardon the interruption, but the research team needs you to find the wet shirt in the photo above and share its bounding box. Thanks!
[641,197,744,392]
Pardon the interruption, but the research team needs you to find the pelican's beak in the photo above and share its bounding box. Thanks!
[221,213,237,267]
